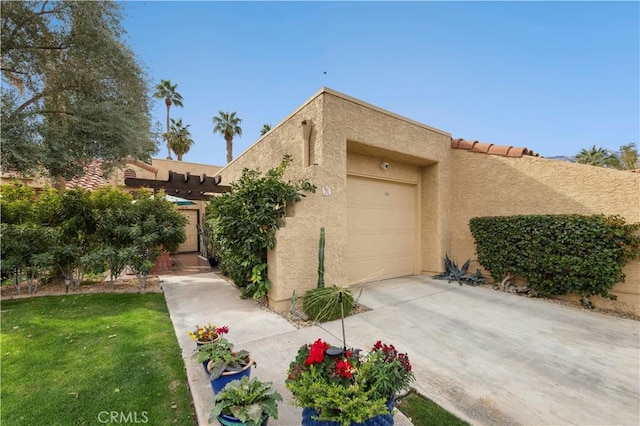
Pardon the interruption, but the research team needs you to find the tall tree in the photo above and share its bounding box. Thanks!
[1,0,155,180]
[153,79,184,160]
[260,123,271,136]
[213,111,242,163]
[619,143,638,170]
[574,145,621,169]
[168,118,194,161]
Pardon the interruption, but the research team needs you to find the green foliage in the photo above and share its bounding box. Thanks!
[209,376,282,425]
[0,184,187,291]
[286,339,413,426]
[0,182,37,224]
[206,155,316,299]
[396,390,470,426]
[432,255,486,286]
[303,286,354,322]
[1,223,59,294]
[292,369,388,426]
[469,215,640,303]
[317,227,325,288]
[192,337,253,379]
[153,79,184,160]
[1,1,155,178]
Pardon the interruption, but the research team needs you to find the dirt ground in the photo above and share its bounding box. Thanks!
[0,276,162,300]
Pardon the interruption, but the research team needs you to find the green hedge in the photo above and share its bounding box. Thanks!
[469,214,640,300]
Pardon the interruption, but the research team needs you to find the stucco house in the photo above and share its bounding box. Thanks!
[217,87,640,315]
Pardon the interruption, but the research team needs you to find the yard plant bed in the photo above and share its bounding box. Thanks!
[0,293,196,425]
[0,276,162,300]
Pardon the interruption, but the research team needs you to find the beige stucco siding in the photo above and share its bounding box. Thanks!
[218,89,454,311]
[450,151,640,315]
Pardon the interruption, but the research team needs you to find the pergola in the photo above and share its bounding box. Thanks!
[124,171,230,201]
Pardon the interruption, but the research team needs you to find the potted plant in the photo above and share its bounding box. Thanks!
[286,339,415,426]
[194,337,256,393]
[189,323,230,345]
[209,376,282,426]
[189,323,230,372]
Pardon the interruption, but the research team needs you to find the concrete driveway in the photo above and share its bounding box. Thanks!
[162,273,640,426]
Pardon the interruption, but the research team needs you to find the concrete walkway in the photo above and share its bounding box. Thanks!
[161,272,640,426]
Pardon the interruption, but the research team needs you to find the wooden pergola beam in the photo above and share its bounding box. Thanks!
[124,171,230,200]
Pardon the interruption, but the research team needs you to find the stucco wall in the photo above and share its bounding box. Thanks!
[218,89,454,311]
[450,151,640,315]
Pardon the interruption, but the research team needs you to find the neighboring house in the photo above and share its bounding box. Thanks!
[1,159,223,254]
[217,87,640,315]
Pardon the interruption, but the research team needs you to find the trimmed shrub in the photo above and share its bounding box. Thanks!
[469,214,640,302]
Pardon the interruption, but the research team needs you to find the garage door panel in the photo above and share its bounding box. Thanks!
[347,176,416,284]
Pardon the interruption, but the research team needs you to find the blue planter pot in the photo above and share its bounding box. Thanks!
[208,358,253,394]
[216,414,269,426]
[301,399,394,426]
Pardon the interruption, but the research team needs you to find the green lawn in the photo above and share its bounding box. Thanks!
[1,293,196,426]
[396,390,470,426]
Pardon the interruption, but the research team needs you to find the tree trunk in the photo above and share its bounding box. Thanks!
[226,136,233,163]
[177,153,183,161]
[165,103,172,160]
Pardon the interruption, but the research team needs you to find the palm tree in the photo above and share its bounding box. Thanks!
[260,123,271,136]
[212,111,242,163]
[619,143,638,170]
[574,145,621,169]
[168,118,194,161]
[153,79,184,160]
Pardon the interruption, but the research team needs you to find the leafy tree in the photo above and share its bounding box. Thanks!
[125,192,187,289]
[260,123,271,136]
[153,79,184,160]
[574,145,621,169]
[168,118,194,161]
[0,182,37,225]
[89,186,135,288]
[213,111,242,164]
[1,1,155,179]
[54,188,97,289]
[619,143,638,170]
[206,155,315,299]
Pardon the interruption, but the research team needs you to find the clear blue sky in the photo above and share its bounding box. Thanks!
[122,1,639,166]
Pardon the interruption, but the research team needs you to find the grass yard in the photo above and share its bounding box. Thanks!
[1,293,196,426]
[396,390,470,426]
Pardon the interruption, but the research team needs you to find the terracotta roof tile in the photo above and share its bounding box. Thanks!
[451,138,540,158]
[66,160,109,190]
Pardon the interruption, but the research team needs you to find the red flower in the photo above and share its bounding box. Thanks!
[305,339,330,366]
[335,358,353,379]
[216,326,229,335]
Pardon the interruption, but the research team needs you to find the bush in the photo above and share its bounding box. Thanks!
[303,286,354,322]
[206,155,315,299]
[469,214,640,303]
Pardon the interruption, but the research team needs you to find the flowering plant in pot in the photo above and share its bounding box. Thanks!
[194,337,256,393]
[209,376,282,426]
[285,339,414,426]
[189,323,229,344]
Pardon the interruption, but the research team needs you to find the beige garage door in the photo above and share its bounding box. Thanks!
[178,209,199,252]
[347,175,416,284]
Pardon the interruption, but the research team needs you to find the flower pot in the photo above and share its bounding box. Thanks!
[208,256,220,268]
[216,414,269,426]
[301,399,394,426]
[207,357,253,394]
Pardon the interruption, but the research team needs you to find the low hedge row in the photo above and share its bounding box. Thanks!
[469,214,640,301]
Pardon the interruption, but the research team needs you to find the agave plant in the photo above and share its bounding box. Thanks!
[433,254,486,286]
